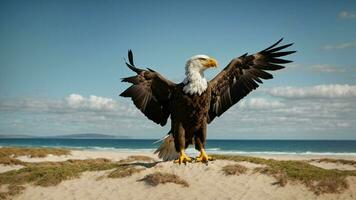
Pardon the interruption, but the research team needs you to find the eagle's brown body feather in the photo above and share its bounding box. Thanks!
[170,84,211,151]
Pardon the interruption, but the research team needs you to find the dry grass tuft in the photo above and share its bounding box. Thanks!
[0,148,158,199]
[108,165,145,178]
[0,147,70,166]
[214,154,356,194]
[0,185,25,200]
[0,158,119,187]
[272,170,288,186]
[310,177,349,195]
[127,155,154,162]
[310,158,356,166]
[212,154,268,165]
[0,148,160,199]
[119,155,155,163]
[0,158,121,198]
[0,147,70,158]
[260,161,352,194]
[222,164,248,176]
[139,172,189,187]
[0,157,24,166]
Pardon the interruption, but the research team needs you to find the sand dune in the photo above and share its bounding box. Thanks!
[2,150,356,200]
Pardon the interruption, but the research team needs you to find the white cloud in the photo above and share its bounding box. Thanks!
[0,94,123,114]
[211,93,356,138]
[323,41,356,50]
[268,84,356,98]
[66,94,117,111]
[310,64,345,73]
[66,94,84,108]
[88,95,116,110]
[0,94,159,137]
[0,94,148,129]
[337,122,350,128]
[339,10,356,19]
[283,63,353,75]
[239,98,284,109]
[1,91,356,139]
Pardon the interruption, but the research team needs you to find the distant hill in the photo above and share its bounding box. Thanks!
[51,133,131,139]
[0,134,34,138]
[0,133,131,139]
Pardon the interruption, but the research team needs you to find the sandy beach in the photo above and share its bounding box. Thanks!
[1,149,356,200]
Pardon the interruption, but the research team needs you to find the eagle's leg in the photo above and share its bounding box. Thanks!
[174,149,192,164]
[196,148,213,163]
[173,122,192,164]
[195,124,213,163]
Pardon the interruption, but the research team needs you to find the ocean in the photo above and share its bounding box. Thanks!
[1,139,356,156]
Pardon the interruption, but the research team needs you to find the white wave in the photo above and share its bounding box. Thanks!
[85,148,356,156]
[206,148,221,151]
[85,147,157,153]
[205,150,356,156]
[90,147,118,151]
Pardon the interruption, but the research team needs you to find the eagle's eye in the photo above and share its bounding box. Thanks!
[198,58,207,61]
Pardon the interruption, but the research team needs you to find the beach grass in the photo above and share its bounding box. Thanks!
[0,147,155,199]
[310,158,356,166]
[118,155,155,163]
[0,158,121,199]
[0,157,24,166]
[0,156,155,199]
[222,164,248,176]
[0,147,70,166]
[213,154,356,194]
[0,158,117,187]
[0,147,70,158]
[108,165,145,178]
[139,172,189,187]
[0,185,25,200]
[1,147,356,199]
[273,169,288,187]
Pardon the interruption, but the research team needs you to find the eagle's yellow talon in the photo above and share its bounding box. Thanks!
[174,150,192,164]
[196,149,213,163]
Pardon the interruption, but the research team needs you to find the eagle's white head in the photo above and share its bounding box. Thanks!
[183,55,218,95]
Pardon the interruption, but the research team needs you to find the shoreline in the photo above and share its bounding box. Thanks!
[2,145,356,157]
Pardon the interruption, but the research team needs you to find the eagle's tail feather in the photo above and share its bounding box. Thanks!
[154,133,179,161]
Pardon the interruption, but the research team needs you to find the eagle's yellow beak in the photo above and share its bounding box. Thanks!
[203,58,218,68]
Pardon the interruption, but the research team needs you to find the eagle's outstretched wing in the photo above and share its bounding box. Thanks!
[208,38,296,123]
[120,50,176,126]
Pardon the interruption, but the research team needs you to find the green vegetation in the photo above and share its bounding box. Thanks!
[0,185,25,200]
[310,158,356,166]
[274,170,288,187]
[212,154,268,164]
[0,147,71,166]
[118,155,155,163]
[108,165,145,178]
[0,158,121,199]
[0,159,119,186]
[213,154,356,195]
[0,147,155,199]
[0,147,70,159]
[0,157,24,166]
[1,147,356,199]
[139,172,189,187]
[222,164,248,176]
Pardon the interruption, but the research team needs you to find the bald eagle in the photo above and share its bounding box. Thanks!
[120,39,295,164]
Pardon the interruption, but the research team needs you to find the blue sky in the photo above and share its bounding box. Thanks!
[0,0,356,139]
